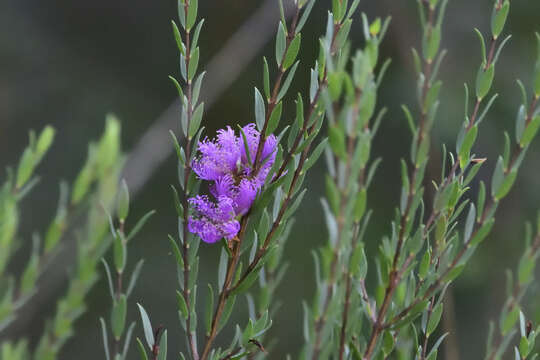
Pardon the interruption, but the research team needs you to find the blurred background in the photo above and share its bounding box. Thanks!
[1,0,540,358]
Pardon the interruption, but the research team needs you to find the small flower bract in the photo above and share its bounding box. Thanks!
[188,123,277,243]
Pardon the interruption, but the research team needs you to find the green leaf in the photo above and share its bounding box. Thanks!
[408,225,425,254]
[186,0,198,30]
[218,296,236,332]
[263,57,270,99]
[127,259,145,297]
[277,61,299,102]
[328,72,344,101]
[470,218,494,246]
[427,333,448,359]
[474,28,487,65]
[392,300,429,329]
[520,115,540,147]
[382,330,395,356]
[325,175,340,214]
[254,88,266,132]
[518,255,535,285]
[205,284,214,335]
[171,21,185,56]
[353,51,371,88]
[519,336,530,357]
[491,156,505,197]
[442,264,465,283]
[168,75,184,100]
[427,302,443,335]
[283,189,307,220]
[35,125,55,162]
[100,318,111,360]
[113,234,126,272]
[328,125,346,160]
[295,93,304,130]
[419,250,431,279]
[458,125,478,169]
[476,64,495,100]
[502,131,511,168]
[168,235,184,269]
[237,125,253,167]
[353,188,367,221]
[423,80,442,113]
[136,338,148,360]
[176,290,188,319]
[267,102,283,136]
[464,161,483,186]
[335,19,352,50]
[192,71,206,105]
[359,86,377,128]
[137,303,155,349]
[304,138,328,172]
[230,270,260,296]
[112,295,127,340]
[332,0,342,22]
[170,185,184,218]
[366,38,379,68]
[157,330,167,360]
[425,26,441,61]
[189,102,205,138]
[370,18,381,35]
[477,181,486,221]
[464,203,476,244]
[177,0,185,29]
[188,47,200,81]
[491,0,509,38]
[351,245,367,278]
[283,33,301,70]
[192,19,205,49]
[21,252,39,295]
[516,105,527,143]
[275,22,287,66]
[501,306,520,335]
[16,147,35,189]
[117,179,130,221]
[296,0,315,34]
[44,219,63,254]
[495,171,517,200]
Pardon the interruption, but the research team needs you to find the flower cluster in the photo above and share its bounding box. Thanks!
[188,123,277,243]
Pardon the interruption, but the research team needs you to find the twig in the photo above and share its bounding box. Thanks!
[199,4,302,359]
[363,4,437,357]
[178,1,200,358]
[385,95,539,329]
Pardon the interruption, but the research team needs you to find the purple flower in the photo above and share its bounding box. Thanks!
[188,123,278,243]
[192,126,241,181]
[188,195,240,243]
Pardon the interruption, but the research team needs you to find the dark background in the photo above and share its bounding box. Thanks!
[1,0,540,358]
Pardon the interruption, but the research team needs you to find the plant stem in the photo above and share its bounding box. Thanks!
[274,20,342,180]
[386,96,539,329]
[198,8,309,359]
[486,231,540,360]
[229,18,342,298]
[338,223,363,360]
[252,7,301,173]
[200,218,249,360]
[313,86,368,360]
[363,4,437,357]
[179,1,199,359]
